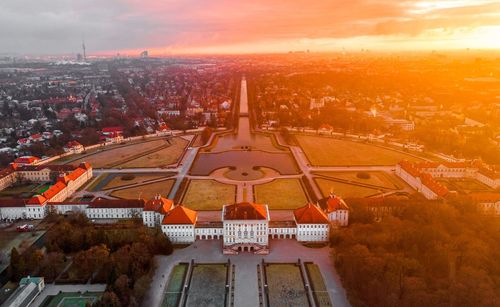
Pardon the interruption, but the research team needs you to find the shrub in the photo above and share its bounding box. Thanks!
[121,174,136,181]
[356,172,371,179]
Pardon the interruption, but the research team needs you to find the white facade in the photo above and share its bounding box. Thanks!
[223,219,269,247]
[327,210,349,226]
[0,206,26,220]
[162,224,195,243]
[295,224,329,242]
[86,207,143,219]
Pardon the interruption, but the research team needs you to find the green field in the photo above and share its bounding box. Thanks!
[265,263,309,307]
[315,178,382,198]
[305,263,332,307]
[182,180,236,210]
[110,179,175,199]
[185,264,227,306]
[162,263,188,307]
[68,138,170,168]
[314,171,401,189]
[118,137,188,168]
[40,292,103,307]
[296,135,421,166]
[254,179,308,209]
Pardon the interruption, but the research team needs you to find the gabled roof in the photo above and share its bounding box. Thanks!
[27,195,47,206]
[326,195,349,212]
[144,196,174,214]
[65,140,82,148]
[14,156,40,165]
[223,202,267,220]
[294,203,329,224]
[42,181,66,200]
[162,205,197,225]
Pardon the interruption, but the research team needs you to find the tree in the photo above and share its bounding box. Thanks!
[8,247,21,281]
[93,291,122,307]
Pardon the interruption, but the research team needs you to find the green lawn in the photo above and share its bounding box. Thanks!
[265,263,309,307]
[315,178,382,198]
[296,135,422,166]
[254,179,308,209]
[314,171,400,189]
[182,180,236,210]
[111,180,175,199]
[119,137,188,168]
[305,263,332,307]
[185,264,227,306]
[162,263,189,307]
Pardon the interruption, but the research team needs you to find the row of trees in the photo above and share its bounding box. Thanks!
[332,199,500,307]
[10,213,173,306]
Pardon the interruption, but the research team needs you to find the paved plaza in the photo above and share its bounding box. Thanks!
[143,239,350,307]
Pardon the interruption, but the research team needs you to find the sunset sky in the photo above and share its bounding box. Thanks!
[1,0,500,55]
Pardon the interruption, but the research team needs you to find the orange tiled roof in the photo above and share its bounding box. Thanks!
[326,195,349,212]
[420,173,448,197]
[27,195,47,205]
[144,196,174,214]
[223,202,267,220]
[294,203,329,224]
[162,205,197,224]
[399,160,421,177]
[42,182,67,200]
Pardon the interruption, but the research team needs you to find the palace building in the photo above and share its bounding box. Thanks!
[0,156,349,254]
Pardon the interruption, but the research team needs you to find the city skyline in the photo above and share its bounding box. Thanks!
[1,0,500,56]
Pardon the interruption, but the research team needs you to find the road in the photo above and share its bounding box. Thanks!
[168,147,199,199]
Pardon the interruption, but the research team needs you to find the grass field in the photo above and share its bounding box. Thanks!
[265,263,309,307]
[305,263,332,307]
[40,292,103,307]
[102,173,173,190]
[296,135,422,166]
[315,178,382,198]
[254,179,308,209]
[118,137,188,168]
[182,180,236,210]
[111,179,175,199]
[69,139,170,168]
[438,178,492,193]
[314,171,400,189]
[185,264,227,306]
[162,263,188,307]
[0,183,37,198]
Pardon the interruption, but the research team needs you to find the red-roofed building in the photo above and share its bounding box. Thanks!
[63,141,84,154]
[29,134,44,142]
[14,156,40,166]
[469,193,500,216]
[143,195,174,227]
[396,161,449,200]
[294,203,330,242]
[325,194,349,226]
[222,202,270,254]
[161,206,197,244]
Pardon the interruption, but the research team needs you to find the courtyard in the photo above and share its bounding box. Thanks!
[144,239,349,307]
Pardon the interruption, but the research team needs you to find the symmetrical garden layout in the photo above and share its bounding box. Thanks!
[161,260,331,307]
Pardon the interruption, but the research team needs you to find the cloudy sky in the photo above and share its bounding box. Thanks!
[1,0,499,55]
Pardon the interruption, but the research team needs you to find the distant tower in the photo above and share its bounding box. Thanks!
[140,50,149,58]
[82,40,87,62]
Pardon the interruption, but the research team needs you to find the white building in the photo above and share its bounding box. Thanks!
[294,203,330,242]
[325,194,349,226]
[222,202,270,254]
[161,205,197,244]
